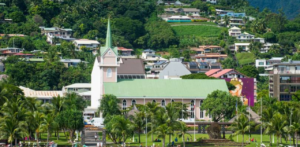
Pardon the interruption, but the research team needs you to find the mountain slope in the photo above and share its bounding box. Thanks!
[248,0,300,19]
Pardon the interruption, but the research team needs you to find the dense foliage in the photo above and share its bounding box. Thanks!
[248,0,300,19]
[0,83,86,146]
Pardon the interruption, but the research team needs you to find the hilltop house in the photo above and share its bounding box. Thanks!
[191,45,223,54]
[236,32,265,43]
[118,47,133,56]
[255,57,283,69]
[40,27,74,44]
[164,8,200,15]
[141,49,167,69]
[0,47,22,56]
[203,0,217,4]
[228,26,241,37]
[73,39,100,51]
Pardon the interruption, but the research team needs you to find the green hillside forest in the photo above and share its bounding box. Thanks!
[248,0,300,19]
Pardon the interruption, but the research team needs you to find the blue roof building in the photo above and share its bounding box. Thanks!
[220,12,246,18]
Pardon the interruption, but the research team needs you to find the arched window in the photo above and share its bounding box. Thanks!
[171,99,175,103]
[122,100,126,111]
[161,100,165,107]
[152,100,156,103]
[191,100,195,119]
[132,100,136,106]
[107,68,112,77]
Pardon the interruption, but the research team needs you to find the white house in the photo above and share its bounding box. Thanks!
[73,39,100,50]
[234,43,250,52]
[204,0,217,4]
[255,57,283,69]
[236,32,265,43]
[228,26,241,37]
[40,27,73,44]
[261,43,278,53]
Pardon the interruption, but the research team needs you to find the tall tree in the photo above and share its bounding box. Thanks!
[201,90,241,122]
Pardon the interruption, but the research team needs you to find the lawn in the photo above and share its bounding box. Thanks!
[172,25,222,37]
[25,132,73,146]
[235,52,256,66]
[106,133,290,147]
[28,132,291,147]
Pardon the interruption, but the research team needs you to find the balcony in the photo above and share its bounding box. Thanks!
[274,70,300,74]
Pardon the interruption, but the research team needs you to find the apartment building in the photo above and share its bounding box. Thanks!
[269,60,300,101]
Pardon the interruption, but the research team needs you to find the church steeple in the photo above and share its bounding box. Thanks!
[100,18,118,56]
[105,18,112,49]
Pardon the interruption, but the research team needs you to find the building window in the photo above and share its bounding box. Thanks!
[108,51,111,55]
[152,100,156,103]
[161,100,165,107]
[107,68,112,77]
[171,99,175,103]
[191,100,195,119]
[280,94,291,101]
[200,100,203,118]
[122,100,127,111]
[259,62,264,65]
[132,99,136,106]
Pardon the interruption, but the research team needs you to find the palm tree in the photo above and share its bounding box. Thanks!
[145,102,159,141]
[229,113,254,147]
[261,107,275,146]
[0,118,28,147]
[290,122,300,147]
[43,113,55,147]
[130,110,145,143]
[224,15,230,26]
[32,111,46,147]
[111,115,135,146]
[165,103,181,146]
[149,124,171,147]
[272,112,288,146]
[177,122,191,147]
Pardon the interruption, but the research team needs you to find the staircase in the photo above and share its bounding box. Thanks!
[82,126,106,147]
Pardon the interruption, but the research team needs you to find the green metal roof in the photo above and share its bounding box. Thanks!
[44,28,56,31]
[103,79,228,98]
[29,58,44,62]
[100,47,118,56]
[100,18,118,56]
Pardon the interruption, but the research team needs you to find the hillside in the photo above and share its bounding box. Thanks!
[248,0,300,19]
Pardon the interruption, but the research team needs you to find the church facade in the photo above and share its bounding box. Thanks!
[88,19,229,121]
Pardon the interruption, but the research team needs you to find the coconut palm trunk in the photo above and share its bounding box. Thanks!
[296,132,298,147]
[169,134,171,147]
[242,133,244,147]
[277,135,279,147]
[183,134,186,147]
[47,129,50,147]
[163,136,166,147]
[15,139,17,147]
[270,135,272,147]
[36,132,40,147]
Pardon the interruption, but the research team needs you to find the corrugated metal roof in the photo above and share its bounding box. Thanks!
[103,79,228,98]
[159,61,191,79]
[117,58,145,74]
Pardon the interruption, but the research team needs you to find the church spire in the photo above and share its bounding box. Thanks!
[105,18,112,48]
